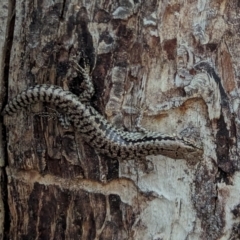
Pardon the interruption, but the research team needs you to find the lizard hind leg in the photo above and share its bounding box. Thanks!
[135,106,148,133]
[33,107,71,129]
[71,53,95,103]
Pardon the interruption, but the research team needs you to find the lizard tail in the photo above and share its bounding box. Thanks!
[2,84,80,116]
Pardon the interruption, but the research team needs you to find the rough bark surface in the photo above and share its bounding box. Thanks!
[1,0,240,239]
[0,1,11,239]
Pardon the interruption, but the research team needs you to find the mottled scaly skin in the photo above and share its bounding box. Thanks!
[3,84,203,161]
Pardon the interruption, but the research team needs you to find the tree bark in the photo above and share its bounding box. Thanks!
[1,0,240,239]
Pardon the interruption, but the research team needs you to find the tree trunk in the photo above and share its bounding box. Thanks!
[1,0,240,239]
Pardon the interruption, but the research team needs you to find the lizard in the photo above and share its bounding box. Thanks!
[2,60,203,162]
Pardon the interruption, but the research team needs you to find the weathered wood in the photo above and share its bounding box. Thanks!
[1,0,240,239]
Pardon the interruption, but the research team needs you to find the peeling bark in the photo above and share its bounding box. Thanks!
[1,0,240,239]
